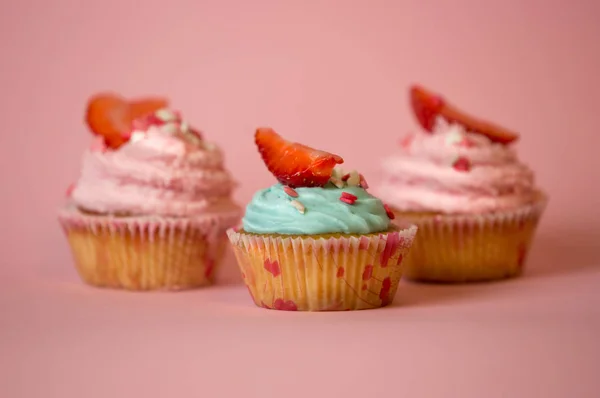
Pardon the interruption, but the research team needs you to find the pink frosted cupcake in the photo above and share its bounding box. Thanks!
[58,93,241,290]
[375,85,547,282]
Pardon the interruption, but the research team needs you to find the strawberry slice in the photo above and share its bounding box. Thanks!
[410,85,519,144]
[255,127,344,188]
[85,93,168,148]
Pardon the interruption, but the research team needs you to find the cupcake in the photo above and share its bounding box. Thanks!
[58,93,241,290]
[227,128,417,311]
[375,85,547,283]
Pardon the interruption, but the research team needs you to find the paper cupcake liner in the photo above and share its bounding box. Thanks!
[394,193,548,283]
[226,224,418,311]
[58,206,240,290]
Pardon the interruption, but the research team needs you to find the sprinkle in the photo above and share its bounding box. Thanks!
[131,113,164,131]
[190,128,203,141]
[346,171,360,187]
[186,133,202,146]
[330,177,344,188]
[331,167,344,181]
[90,136,107,152]
[399,134,413,149]
[283,186,299,198]
[184,126,203,146]
[452,157,471,172]
[202,141,216,151]
[445,130,463,146]
[359,174,369,189]
[155,108,180,123]
[340,192,357,205]
[129,131,146,143]
[457,137,476,148]
[65,183,76,198]
[341,192,358,201]
[341,173,350,182]
[162,122,180,134]
[384,204,395,220]
[290,200,305,214]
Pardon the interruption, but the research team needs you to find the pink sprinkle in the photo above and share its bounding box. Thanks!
[341,173,350,182]
[131,113,165,131]
[399,134,413,149]
[359,174,369,189]
[189,128,203,141]
[341,192,358,201]
[453,157,471,172]
[384,204,395,220]
[90,136,107,152]
[283,186,298,198]
[457,137,476,148]
[65,183,76,198]
[340,197,356,205]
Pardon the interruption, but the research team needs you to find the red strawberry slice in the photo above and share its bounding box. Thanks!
[410,85,519,144]
[85,93,168,149]
[255,127,344,188]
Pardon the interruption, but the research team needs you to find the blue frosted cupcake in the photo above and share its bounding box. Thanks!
[227,128,417,311]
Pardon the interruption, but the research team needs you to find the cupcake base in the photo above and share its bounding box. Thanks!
[394,193,548,283]
[58,207,238,290]
[227,225,418,311]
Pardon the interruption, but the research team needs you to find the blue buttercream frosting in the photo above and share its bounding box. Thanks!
[242,183,390,235]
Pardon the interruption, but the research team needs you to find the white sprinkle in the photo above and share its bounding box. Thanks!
[155,109,178,122]
[161,122,179,134]
[180,122,190,133]
[331,166,345,181]
[202,141,216,151]
[330,177,344,188]
[186,133,202,146]
[346,171,360,187]
[129,131,146,143]
[290,200,305,214]
[445,130,463,146]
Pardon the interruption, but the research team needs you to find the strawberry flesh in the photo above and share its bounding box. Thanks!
[255,128,344,188]
[410,85,519,144]
[85,93,168,149]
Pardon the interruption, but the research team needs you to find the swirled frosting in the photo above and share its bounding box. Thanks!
[375,118,537,214]
[242,182,390,235]
[71,110,240,217]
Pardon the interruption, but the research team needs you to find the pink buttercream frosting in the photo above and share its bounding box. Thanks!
[71,110,240,218]
[376,118,537,214]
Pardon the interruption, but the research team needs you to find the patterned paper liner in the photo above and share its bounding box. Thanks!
[58,206,240,290]
[394,192,548,283]
[227,224,418,311]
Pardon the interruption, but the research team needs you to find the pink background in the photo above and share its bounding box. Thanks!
[1,0,599,397]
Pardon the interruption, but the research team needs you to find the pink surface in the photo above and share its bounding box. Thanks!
[1,0,599,397]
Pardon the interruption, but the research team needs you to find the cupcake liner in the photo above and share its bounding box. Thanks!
[226,224,418,311]
[58,206,240,290]
[395,192,548,283]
